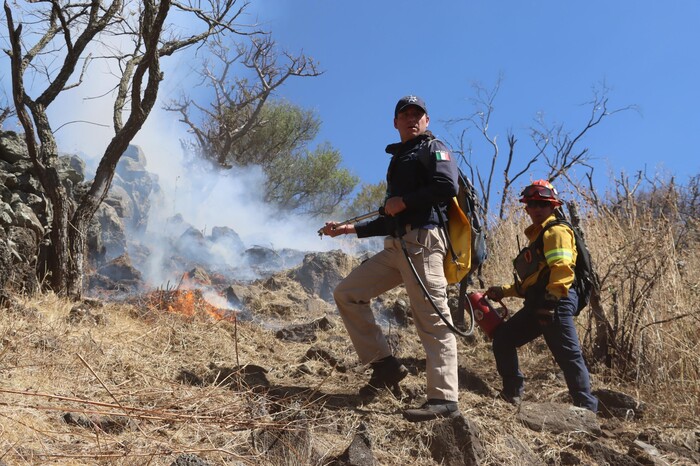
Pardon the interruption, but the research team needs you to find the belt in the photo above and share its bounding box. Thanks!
[403,223,438,234]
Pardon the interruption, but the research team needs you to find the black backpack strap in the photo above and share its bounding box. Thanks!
[532,219,570,249]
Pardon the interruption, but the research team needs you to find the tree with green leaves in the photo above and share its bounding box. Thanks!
[266,142,357,215]
[344,181,387,218]
[168,41,357,216]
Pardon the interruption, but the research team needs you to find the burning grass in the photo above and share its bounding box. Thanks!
[143,288,237,322]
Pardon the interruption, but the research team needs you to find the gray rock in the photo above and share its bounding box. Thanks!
[0,130,27,164]
[517,402,602,436]
[333,423,376,466]
[104,184,134,220]
[594,388,646,420]
[93,202,127,261]
[574,441,644,466]
[7,226,40,292]
[170,454,212,466]
[122,144,147,166]
[210,226,245,253]
[629,440,670,466]
[116,154,148,183]
[0,181,11,203]
[57,154,86,185]
[428,414,484,466]
[97,254,142,282]
[0,202,14,228]
[11,201,44,238]
[0,229,12,289]
[292,250,358,302]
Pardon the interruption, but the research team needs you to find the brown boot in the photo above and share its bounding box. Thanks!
[359,356,408,398]
[403,399,460,422]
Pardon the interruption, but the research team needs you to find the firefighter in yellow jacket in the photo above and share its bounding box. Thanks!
[486,180,598,412]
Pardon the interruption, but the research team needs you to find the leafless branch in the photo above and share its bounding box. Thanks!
[165,32,321,169]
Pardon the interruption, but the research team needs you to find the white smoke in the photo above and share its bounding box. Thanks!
[14,28,366,290]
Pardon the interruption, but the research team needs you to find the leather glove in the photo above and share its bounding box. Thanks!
[536,293,559,325]
[486,286,504,301]
[535,307,555,325]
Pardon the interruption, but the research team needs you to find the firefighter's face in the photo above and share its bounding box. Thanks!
[394,106,429,142]
[525,200,555,224]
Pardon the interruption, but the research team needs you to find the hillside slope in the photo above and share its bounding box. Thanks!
[1,276,698,465]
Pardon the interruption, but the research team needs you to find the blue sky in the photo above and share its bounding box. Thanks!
[245,0,700,194]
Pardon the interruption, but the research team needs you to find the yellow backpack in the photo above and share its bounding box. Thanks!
[436,170,487,285]
[421,141,487,285]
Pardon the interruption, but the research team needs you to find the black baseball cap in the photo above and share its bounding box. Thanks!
[394,95,428,117]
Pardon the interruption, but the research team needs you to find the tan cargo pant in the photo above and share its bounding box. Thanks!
[333,227,459,401]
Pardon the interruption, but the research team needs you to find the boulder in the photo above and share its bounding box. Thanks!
[291,250,358,302]
[92,202,127,262]
[7,226,39,292]
[97,254,142,282]
[0,130,27,164]
[517,402,602,436]
[210,226,245,254]
[57,154,86,185]
[428,415,484,466]
[333,423,376,465]
[0,228,12,289]
[104,184,134,220]
[11,201,44,238]
[594,388,646,420]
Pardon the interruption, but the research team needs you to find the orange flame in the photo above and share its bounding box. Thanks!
[146,289,236,322]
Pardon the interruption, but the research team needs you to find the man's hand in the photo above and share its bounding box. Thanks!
[485,286,504,301]
[383,196,406,216]
[536,293,559,325]
[322,222,355,237]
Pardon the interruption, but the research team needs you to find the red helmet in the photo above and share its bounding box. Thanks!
[519,179,562,206]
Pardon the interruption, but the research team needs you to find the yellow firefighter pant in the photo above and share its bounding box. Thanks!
[333,227,459,402]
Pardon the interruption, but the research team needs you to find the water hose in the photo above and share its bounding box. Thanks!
[398,234,475,338]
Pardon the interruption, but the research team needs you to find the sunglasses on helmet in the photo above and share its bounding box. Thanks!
[521,185,556,199]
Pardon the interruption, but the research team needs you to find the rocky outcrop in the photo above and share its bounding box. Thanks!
[0,130,44,291]
[0,131,157,292]
[1,130,311,294]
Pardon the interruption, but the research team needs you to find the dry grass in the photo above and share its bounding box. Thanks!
[2,191,699,464]
[483,198,700,424]
[1,283,696,465]
[0,295,271,464]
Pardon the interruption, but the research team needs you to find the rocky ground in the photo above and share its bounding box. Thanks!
[0,251,699,465]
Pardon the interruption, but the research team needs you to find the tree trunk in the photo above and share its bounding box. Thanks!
[589,290,611,366]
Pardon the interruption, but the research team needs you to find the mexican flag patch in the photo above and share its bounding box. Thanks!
[435,150,450,161]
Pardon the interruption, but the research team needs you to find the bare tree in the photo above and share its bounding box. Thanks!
[165,35,321,169]
[446,76,546,221]
[542,84,637,187]
[447,79,635,221]
[3,0,254,298]
[164,36,356,216]
[0,86,13,127]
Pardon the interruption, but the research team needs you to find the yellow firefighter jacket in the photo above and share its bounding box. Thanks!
[501,214,577,301]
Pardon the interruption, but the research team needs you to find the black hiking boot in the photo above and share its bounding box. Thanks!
[359,356,409,398]
[498,391,522,406]
[402,399,460,422]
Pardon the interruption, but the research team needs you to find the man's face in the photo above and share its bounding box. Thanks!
[525,200,555,225]
[394,105,429,142]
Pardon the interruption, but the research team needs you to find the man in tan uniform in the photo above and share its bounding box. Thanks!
[322,95,461,422]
